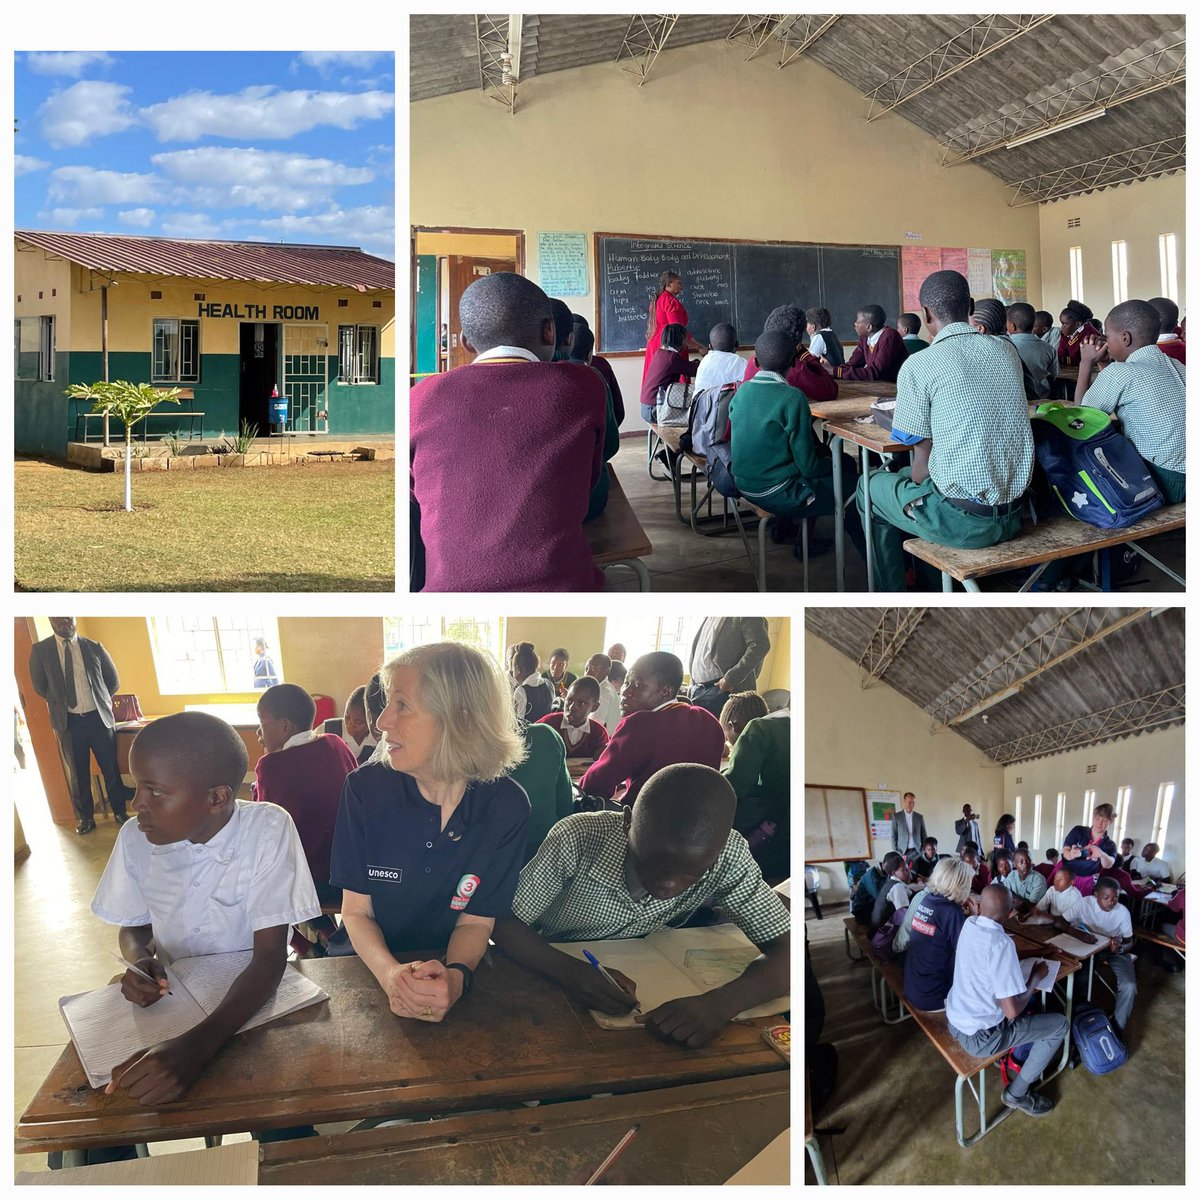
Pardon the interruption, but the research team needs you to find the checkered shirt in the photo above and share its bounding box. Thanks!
[1082,344,1186,474]
[893,321,1034,504]
[513,812,791,944]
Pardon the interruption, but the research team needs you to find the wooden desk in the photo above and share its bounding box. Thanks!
[259,1072,788,1186]
[823,378,898,402]
[567,757,594,781]
[585,466,653,590]
[17,953,785,1155]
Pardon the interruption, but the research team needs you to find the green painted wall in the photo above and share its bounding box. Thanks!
[324,356,396,434]
[415,256,438,378]
[14,350,72,456]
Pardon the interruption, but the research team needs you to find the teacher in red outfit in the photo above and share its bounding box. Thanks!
[642,271,702,382]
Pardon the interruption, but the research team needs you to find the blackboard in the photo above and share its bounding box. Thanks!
[595,234,902,354]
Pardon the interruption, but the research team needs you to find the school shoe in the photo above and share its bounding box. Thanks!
[1001,1086,1054,1116]
[75,818,96,835]
[113,813,129,826]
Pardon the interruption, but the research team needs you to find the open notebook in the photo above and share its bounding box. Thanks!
[551,923,790,1030]
[59,951,328,1089]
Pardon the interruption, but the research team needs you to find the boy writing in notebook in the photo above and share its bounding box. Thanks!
[494,763,790,1048]
[91,712,320,1105]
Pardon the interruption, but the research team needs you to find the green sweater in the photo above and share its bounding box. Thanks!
[903,336,928,355]
[509,721,574,863]
[723,716,790,833]
[728,373,830,499]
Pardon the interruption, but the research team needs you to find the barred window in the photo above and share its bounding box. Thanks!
[338,324,380,384]
[152,318,200,383]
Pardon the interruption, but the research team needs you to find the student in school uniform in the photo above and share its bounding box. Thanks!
[494,763,790,1047]
[818,304,907,383]
[1006,302,1059,398]
[870,852,915,933]
[579,652,725,807]
[805,307,845,369]
[1128,842,1171,882]
[1148,297,1185,365]
[508,642,556,723]
[1036,849,1059,880]
[543,647,577,702]
[1056,299,1102,366]
[608,660,627,695]
[744,306,839,403]
[856,270,1034,592]
[902,857,974,1011]
[694,322,748,391]
[583,653,621,735]
[962,843,992,894]
[944,884,1069,1116]
[410,272,606,593]
[1113,837,1136,872]
[92,713,321,1107]
[571,316,625,426]
[971,299,1040,403]
[343,685,378,765]
[720,692,790,881]
[641,323,700,421]
[536,676,611,760]
[897,312,928,355]
[1003,848,1048,915]
[1075,299,1186,503]
[912,837,941,882]
[1034,310,1061,353]
[509,718,573,866]
[1023,866,1084,923]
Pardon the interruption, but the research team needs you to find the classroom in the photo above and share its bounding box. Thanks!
[803,606,1185,1183]
[410,13,1185,593]
[13,614,792,1185]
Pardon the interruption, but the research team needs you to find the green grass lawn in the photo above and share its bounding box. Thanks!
[15,458,395,592]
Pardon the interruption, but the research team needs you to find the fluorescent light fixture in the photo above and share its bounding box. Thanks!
[1005,107,1107,150]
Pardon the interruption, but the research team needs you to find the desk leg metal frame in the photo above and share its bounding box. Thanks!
[955,1067,1014,1148]
[806,1137,829,1184]
[830,434,846,591]
[647,428,670,480]
[844,926,865,961]
[602,560,651,592]
[874,967,911,1025]
[1125,540,1185,589]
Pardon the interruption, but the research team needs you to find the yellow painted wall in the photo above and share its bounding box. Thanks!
[14,248,73,343]
[760,618,790,693]
[805,631,1004,900]
[503,617,608,672]
[415,231,520,257]
[1038,173,1186,316]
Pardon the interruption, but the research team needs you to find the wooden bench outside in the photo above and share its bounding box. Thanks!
[903,504,1186,592]
[585,466,652,590]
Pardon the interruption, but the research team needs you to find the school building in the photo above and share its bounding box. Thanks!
[15,231,395,457]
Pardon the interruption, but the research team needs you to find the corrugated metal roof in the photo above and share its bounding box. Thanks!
[410,14,1185,201]
[14,230,395,292]
[807,608,1184,762]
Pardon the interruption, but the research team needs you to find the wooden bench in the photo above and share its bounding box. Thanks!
[903,504,1186,592]
[585,466,652,590]
[1134,927,1185,962]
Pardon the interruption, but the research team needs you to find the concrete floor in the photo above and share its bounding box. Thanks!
[804,903,1185,1184]
[605,436,1185,593]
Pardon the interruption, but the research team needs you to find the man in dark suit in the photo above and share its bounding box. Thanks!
[687,617,771,720]
[28,617,133,834]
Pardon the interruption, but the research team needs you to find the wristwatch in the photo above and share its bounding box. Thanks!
[445,961,474,996]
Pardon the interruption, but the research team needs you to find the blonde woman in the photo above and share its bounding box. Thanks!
[899,857,976,1012]
[329,643,529,1023]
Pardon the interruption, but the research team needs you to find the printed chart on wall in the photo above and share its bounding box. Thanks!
[536,231,589,297]
[804,785,871,863]
[902,246,1026,312]
[868,789,901,844]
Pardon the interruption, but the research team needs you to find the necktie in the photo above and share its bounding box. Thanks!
[63,641,78,710]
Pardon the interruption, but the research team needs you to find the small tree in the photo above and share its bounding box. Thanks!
[64,381,182,511]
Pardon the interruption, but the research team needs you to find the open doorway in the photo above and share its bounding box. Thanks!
[239,321,280,432]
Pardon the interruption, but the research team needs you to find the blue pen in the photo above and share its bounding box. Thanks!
[582,949,640,1012]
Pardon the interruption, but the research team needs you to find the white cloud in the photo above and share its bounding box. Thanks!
[49,166,165,206]
[38,80,137,147]
[118,207,157,227]
[159,212,224,239]
[25,51,114,77]
[297,52,389,72]
[15,154,50,176]
[141,85,394,141]
[248,205,395,255]
[39,207,104,225]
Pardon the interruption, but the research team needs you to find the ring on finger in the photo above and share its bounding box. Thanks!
[421,1005,434,1018]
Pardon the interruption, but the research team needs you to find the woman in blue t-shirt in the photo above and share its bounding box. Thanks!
[991,813,1017,869]
[902,857,975,1012]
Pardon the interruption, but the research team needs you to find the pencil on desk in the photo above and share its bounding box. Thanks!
[584,1123,640,1185]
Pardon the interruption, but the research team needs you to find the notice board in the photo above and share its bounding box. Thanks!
[804,785,872,863]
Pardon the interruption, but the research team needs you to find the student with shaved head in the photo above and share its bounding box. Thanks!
[694,322,748,391]
[856,268,1034,591]
[1148,296,1185,365]
[410,271,607,591]
[1033,309,1060,353]
[494,764,791,1047]
[897,312,928,356]
[1076,298,1186,502]
[1006,301,1058,399]
[743,304,838,403]
[817,303,907,383]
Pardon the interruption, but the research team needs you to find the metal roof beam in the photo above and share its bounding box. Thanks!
[777,15,840,69]
[984,685,1185,766]
[1008,136,1186,206]
[940,36,1184,166]
[930,608,1152,729]
[475,14,518,113]
[866,15,1054,121]
[857,608,928,684]
[726,15,783,62]
[616,15,680,86]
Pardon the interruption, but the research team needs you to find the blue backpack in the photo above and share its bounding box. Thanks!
[1072,1002,1126,1075]
[1031,402,1162,530]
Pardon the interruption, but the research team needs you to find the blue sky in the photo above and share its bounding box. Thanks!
[15,50,395,258]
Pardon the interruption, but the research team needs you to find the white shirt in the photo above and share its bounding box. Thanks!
[595,679,621,734]
[512,672,546,719]
[92,800,321,963]
[56,635,97,715]
[694,349,748,392]
[867,328,884,349]
[899,810,917,850]
[1157,333,1181,345]
[346,733,377,759]
[282,729,318,751]
[1129,855,1170,882]
[690,617,723,685]
[1072,895,1133,942]
[1035,884,1083,918]
[473,345,540,363]
[561,716,593,750]
[808,331,832,358]
[944,915,1026,1035]
[883,878,909,911]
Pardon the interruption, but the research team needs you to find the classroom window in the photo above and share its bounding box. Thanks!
[14,315,54,381]
[383,616,503,661]
[1151,782,1175,850]
[1032,794,1042,850]
[1014,797,1022,845]
[1158,233,1179,302]
[604,617,705,678]
[148,616,282,695]
[1115,785,1132,842]
[1111,241,1129,305]
[338,324,380,384]
[1082,788,1096,826]
[1069,246,1084,300]
[1055,792,1067,849]
[151,318,200,383]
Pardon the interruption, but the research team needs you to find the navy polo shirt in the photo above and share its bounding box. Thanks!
[1061,825,1117,876]
[902,892,967,1012]
[329,764,531,955]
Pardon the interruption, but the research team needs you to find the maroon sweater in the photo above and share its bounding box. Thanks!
[743,352,839,402]
[254,734,358,885]
[579,702,725,806]
[641,349,698,411]
[411,359,606,592]
[836,326,908,382]
[536,711,611,759]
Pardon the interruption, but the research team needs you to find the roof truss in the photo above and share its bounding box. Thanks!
[928,608,1152,729]
[616,15,680,85]
[777,15,840,69]
[1008,136,1186,205]
[866,15,1054,121]
[857,607,928,684]
[940,36,1185,166]
[475,15,521,113]
[984,685,1185,766]
[726,15,782,62]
